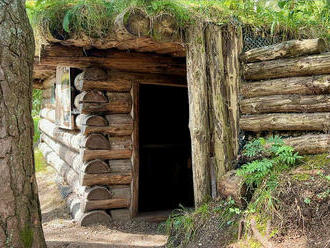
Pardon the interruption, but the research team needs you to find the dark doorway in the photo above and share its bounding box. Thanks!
[138,84,194,212]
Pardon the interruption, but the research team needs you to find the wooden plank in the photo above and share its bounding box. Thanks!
[81,149,132,161]
[82,198,130,212]
[80,173,132,186]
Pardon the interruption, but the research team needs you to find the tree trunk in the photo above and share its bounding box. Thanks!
[243,52,330,80]
[0,0,47,246]
[241,75,330,98]
[240,38,326,63]
[186,23,211,207]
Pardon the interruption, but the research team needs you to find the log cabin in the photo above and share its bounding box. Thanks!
[33,8,330,226]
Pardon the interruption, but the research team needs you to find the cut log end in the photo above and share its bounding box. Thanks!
[152,14,180,42]
[79,210,112,227]
[86,186,112,201]
[82,159,110,174]
[82,133,110,150]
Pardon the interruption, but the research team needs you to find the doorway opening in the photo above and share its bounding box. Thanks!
[138,84,194,213]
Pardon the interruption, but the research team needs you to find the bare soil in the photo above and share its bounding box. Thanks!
[37,166,168,248]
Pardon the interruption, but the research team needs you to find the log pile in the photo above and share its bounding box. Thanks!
[38,67,134,226]
[240,38,330,155]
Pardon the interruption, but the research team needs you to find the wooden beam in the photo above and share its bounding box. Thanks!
[240,94,330,114]
[240,113,330,132]
[284,134,330,155]
[243,52,330,81]
[38,44,186,76]
[81,149,132,161]
[241,75,330,98]
[80,173,132,186]
[240,38,326,63]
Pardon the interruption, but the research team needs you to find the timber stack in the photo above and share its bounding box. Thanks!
[39,68,134,225]
[240,38,330,154]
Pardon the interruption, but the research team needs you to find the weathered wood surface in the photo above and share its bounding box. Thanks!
[81,134,110,150]
[81,149,132,161]
[110,209,131,221]
[85,186,112,200]
[284,134,330,155]
[240,94,330,114]
[240,113,330,132]
[39,119,82,152]
[40,108,56,123]
[81,159,110,174]
[42,75,56,89]
[41,134,82,173]
[39,142,84,195]
[74,90,108,109]
[152,14,180,42]
[186,24,211,207]
[42,88,53,98]
[109,160,132,173]
[80,173,132,186]
[110,185,131,200]
[79,93,132,114]
[241,75,330,98]
[75,114,108,130]
[218,170,246,207]
[243,52,330,80]
[38,44,186,76]
[114,8,150,40]
[41,97,55,109]
[109,136,132,150]
[79,210,112,227]
[240,38,326,63]
[82,198,130,212]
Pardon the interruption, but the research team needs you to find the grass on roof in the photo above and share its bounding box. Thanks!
[26,0,330,45]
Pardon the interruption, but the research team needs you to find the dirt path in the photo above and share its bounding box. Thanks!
[37,166,168,248]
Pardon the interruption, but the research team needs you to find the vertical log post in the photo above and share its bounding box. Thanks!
[186,24,211,206]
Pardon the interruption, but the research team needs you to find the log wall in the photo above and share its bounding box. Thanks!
[240,39,330,155]
[38,67,134,226]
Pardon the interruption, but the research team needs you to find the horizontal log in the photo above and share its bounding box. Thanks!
[42,75,56,89]
[39,44,186,76]
[79,210,112,227]
[240,113,330,132]
[240,94,330,114]
[39,118,82,152]
[41,134,82,173]
[42,88,53,98]
[284,134,330,155]
[109,160,132,173]
[243,52,330,80]
[74,90,108,110]
[33,67,56,83]
[40,108,56,123]
[82,198,130,212]
[80,173,132,186]
[81,149,132,161]
[81,159,110,174]
[241,75,330,98]
[240,38,326,63]
[109,136,132,150]
[82,125,133,136]
[110,209,130,221]
[38,142,84,195]
[79,99,131,114]
[75,114,108,130]
[109,185,131,200]
[81,134,110,150]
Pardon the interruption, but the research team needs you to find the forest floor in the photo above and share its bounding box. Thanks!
[36,164,168,248]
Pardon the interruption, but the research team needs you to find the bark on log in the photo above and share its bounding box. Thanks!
[81,149,132,161]
[241,75,330,98]
[240,113,330,132]
[40,108,56,123]
[240,38,326,63]
[85,186,112,200]
[186,24,211,206]
[39,44,186,76]
[81,198,130,212]
[79,210,112,227]
[75,114,108,130]
[109,160,132,173]
[80,173,132,186]
[81,159,110,174]
[283,134,330,155]
[240,94,330,114]
[74,90,108,110]
[114,8,150,40]
[81,134,110,150]
[152,14,180,42]
[39,119,82,152]
[79,93,132,114]
[243,52,330,80]
[217,170,246,207]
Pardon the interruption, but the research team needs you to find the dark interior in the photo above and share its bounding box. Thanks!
[138,84,194,212]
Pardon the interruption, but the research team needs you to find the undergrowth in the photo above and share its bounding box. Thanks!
[26,0,330,47]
